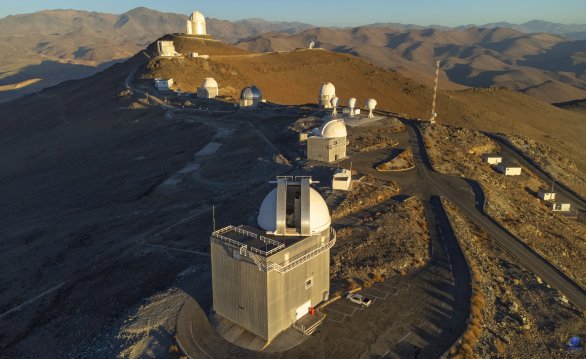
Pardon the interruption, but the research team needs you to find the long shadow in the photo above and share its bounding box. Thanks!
[0,59,122,103]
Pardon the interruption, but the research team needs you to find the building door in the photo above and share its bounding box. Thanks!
[296,300,311,320]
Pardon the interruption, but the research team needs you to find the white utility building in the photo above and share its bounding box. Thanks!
[482,154,503,165]
[197,78,219,98]
[332,169,352,191]
[552,202,571,212]
[211,176,335,342]
[240,85,263,107]
[318,82,336,109]
[538,189,556,201]
[307,118,348,162]
[186,11,207,35]
[154,78,173,92]
[157,41,178,57]
[497,162,522,176]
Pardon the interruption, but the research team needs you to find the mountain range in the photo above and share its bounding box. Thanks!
[235,26,586,103]
[0,7,584,103]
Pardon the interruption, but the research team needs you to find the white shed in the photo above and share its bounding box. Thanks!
[552,203,571,212]
[332,169,352,191]
[538,189,556,201]
[482,153,502,165]
[497,162,522,176]
[155,78,173,92]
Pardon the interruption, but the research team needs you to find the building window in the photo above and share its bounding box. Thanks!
[305,277,313,289]
[233,250,241,260]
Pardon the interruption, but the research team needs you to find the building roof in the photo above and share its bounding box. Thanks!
[320,118,347,138]
[202,77,218,88]
[500,162,521,168]
[190,11,206,22]
[319,82,336,97]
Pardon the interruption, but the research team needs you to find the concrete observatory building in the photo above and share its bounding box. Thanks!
[210,176,336,342]
[197,78,219,98]
[307,118,348,162]
[186,11,207,35]
[318,82,336,109]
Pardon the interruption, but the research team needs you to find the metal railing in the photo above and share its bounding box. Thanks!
[212,226,285,257]
[213,226,337,273]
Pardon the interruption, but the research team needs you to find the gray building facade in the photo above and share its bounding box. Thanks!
[210,177,335,342]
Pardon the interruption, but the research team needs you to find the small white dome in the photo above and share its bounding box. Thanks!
[320,118,347,138]
[202,77,218,88]
[366,99,377,109]
[348,98,357,108]
[258,187,331,234]
[319,82,336,97]
[331,96,339,107]
[190,11,206,22]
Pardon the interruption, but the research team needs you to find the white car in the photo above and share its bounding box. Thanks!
[346,293,372,307]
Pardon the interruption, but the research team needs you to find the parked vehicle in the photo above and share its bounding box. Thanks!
[346,293,372,307]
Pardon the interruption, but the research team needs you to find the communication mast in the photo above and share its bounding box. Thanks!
[430,60,440,124]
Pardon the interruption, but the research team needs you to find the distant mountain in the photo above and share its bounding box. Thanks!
[0,7,313,102]
[235,26,586,103]
[475,20,586,39]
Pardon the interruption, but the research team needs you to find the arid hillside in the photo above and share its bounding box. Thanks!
[235,27,586,103]
[141,35,586,172]
[0,8,312,103]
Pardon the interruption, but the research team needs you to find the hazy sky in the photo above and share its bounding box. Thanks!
[2,0,585,26]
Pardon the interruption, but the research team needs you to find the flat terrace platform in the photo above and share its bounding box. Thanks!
[212,225,308,257]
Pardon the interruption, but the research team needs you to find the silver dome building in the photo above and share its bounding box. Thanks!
[239,85,263,107]
[210,176,335,342]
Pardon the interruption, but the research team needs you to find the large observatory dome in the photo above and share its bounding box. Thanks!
[258,187,331,234]
[320,119,347,138]
[319,82,336,97]
[190,11,206,22]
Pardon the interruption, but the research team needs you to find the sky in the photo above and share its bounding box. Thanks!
[1,0,585,26]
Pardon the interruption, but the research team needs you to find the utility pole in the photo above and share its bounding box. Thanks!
[212,205,216,232]
[430,60,440,124]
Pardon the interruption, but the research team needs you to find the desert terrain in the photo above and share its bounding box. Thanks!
[236,26,586,103]
[0,8,312,103]
[0,32,584,358]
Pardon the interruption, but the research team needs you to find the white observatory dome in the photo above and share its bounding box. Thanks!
[258,187,331,234]
[319,82,336,97]
[190,11,206,22]
[348,98,357,108]
[320,118,347,138]
[367,99,377,109]
[202,78,218,88]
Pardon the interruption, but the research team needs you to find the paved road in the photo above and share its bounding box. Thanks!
[403,120,586,311]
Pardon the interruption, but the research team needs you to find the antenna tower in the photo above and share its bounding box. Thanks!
[430,60,440,124]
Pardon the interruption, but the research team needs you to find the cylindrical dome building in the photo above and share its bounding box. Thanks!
[186,11,207,35]
[239,85,263,107]
[318,82,336,109]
